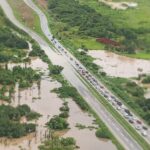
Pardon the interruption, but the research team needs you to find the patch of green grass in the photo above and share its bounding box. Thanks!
[79,0,150,29]
[70,37,104,50]
[7,0,49,44]
[79,0,150,49]
[33,0,105,50]
[125,52,150,59]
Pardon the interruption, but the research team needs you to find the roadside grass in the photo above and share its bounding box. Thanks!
[33,0,105,51]
[51,74,125,150]
[78,74,150,150]
[35,0,150,59]
[7,0,49,44]
[125,52,150,60]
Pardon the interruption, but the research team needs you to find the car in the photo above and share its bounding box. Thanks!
[75,62,79,66]
[135,125,141,130]
[117,106,121,110]
[141,131,147,136]
[70,57,73,61]
[110,95,115,99]
[128,119,134,124]
[100,85,104,89]
[124,109,131,114]
[142,126,148,130]
[108,97,112,101]
[116,101,122,106]
[136,120,142,124]
[121,104,126,109]
[123,112,129,118]
[104,94,108,98]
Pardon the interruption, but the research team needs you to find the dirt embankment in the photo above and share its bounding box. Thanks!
[37,0,48,9]
[8,0,36,29]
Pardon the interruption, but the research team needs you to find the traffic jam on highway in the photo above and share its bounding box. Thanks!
[49,36,148,137]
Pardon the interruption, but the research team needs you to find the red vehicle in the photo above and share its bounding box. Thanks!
[96,38,120,47]
[136,120,142,124]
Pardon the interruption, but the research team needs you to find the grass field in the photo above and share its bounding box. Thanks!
[34,0,105,50]
[79,0,150,29]
[79,0,150,48]
[35,0,150,59]
[7,0,49,43]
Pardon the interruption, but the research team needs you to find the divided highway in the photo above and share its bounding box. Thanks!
[0,0,149,149]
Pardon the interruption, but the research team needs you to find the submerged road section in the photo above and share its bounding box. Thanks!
[0,0,147,149]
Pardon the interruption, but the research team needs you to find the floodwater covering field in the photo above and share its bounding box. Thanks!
[88,50,150,78]
[0,58,116,150]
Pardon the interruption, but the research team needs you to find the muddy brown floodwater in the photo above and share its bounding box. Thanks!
[0,58,63,150]
[64,100,117,150]
[88,50,150,78]
[0,57,117,150]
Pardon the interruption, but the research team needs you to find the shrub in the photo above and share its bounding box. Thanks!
[47,115,69,130]
[96,128,110,139]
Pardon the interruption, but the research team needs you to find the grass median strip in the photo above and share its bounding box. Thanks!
[78,73,150,150]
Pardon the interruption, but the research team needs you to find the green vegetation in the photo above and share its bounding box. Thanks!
[53,86,89,111]
[47,101,69,130]
[29,42,51,64]
[0,57,40,102]
[79,0,150,54]
[75,123,86,130]
[0,66,40,88]
[0,9,29,63]
[0,28,28,49]
[96,127,110,139]
[0,85,14,102]
[17,104,41,120]
[101,77,150,125]
[50,67,125,150]
[63,38,150,125]
[46,0,150,55]
[39,137,76,150]
[13,66,41,88]
[142,75,150,84]
[80,75,150,150]
[7,0,48,42]
[46,115,69,130]
[59,102,69,118]
[0,104,39,138]
[49,65,64,75]
[37,1,149,146]
[0,8,42,139]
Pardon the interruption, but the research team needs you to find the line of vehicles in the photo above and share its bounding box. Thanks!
[49,35,149,138]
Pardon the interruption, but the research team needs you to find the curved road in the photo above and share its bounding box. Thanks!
[0,0,146,150]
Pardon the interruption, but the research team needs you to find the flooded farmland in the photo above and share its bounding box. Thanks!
[88,50,150,78]
[0,58,117,150]
[64,100,117,150]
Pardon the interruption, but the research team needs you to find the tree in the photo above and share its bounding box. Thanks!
[49,65,63,75]
[47,115,69,130]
